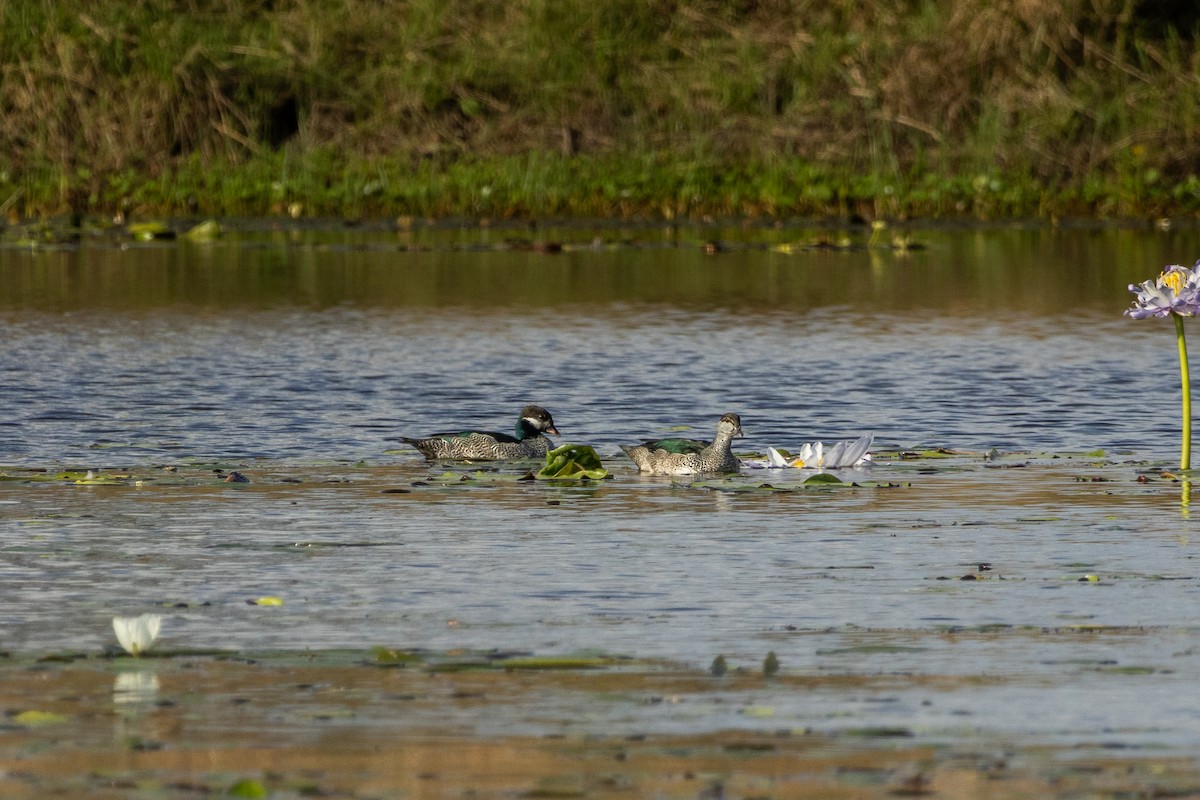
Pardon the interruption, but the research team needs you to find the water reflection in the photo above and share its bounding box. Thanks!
[113,671,160,708]
[0,302,1180,463]
[112,670,161,747]
[2,223,1197,313]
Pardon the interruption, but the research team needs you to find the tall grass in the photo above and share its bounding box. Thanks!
[1,0,1197,219]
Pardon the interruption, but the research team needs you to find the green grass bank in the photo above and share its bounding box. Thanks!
[2,0,1199,222]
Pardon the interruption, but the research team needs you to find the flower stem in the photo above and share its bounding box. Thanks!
[1175,312,1192,471]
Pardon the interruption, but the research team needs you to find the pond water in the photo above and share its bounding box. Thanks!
[3,220,1200,753]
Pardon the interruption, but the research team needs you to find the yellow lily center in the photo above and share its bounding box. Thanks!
[1160,269,1184,295]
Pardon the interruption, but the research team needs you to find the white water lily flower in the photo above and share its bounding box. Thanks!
[793,441,822,468]
[112,614,162,656]
[744,434,874,470]
[764,447,791,468]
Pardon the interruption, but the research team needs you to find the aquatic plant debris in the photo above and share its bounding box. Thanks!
[371,646,636,672]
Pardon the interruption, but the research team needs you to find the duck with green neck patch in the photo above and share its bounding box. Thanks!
[620,413,744,475]
[401,405,560,460]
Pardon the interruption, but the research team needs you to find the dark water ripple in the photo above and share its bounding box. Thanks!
[0,306,1179,464]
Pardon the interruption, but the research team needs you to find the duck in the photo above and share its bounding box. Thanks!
[401,405,559,460]
[620,413,744,475]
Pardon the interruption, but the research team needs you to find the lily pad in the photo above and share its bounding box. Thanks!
[185,219,222,241]
[54,470,135,485]
[499,656,612,670]
[430,470,527,485]
[12,709,69,726]
[372,646,426,666]
[126,221,176,241]
[227,778,268,799]
[897,448,960,459]
[535,444,608,480]
[741,705,776,717]
[817,645,928,655]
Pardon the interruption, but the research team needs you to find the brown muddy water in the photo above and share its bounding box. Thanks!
[3,220,1200,797]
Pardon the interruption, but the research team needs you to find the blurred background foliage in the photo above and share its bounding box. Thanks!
[1,0,1197,218]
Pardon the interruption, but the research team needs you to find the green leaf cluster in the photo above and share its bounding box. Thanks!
[535,444,608,481]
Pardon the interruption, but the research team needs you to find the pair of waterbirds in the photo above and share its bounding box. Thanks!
[401,406,743,476]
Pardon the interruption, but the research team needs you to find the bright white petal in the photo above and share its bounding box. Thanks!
[112,614,162,656]
[824,441,848,468]
[766,447,790,468]
[113,618,136,654]
[840,433,874,467]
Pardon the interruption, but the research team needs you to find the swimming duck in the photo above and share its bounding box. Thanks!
[620,413,743,475]
[401,405,559,460]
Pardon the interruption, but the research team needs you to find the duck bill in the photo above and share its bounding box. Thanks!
[546,425,560,436]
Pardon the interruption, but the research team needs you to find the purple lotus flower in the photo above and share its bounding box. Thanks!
[1126,262,1200,319]
[1127,259,1200,472]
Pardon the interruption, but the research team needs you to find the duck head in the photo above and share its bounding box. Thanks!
[517,405,559,439]
[717,413,743,438]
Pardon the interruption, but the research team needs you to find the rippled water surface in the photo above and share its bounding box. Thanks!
[3,221,1200,751]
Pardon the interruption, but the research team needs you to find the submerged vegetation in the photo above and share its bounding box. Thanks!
[2,0,1199,220]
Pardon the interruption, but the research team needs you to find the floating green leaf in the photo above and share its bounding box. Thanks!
[13,710,68,726]
[803,473,844,485]
[372,646,425,666]
[897,448,959,459]
[817,645,928,655]
[185,219,221,241]
[535,444,608,480]
[741,705,776,717]
[500,656,610,670]
[53,470,134,485]
[227,778,268,798]
[127,221,175,241]
[427,470,528,486]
